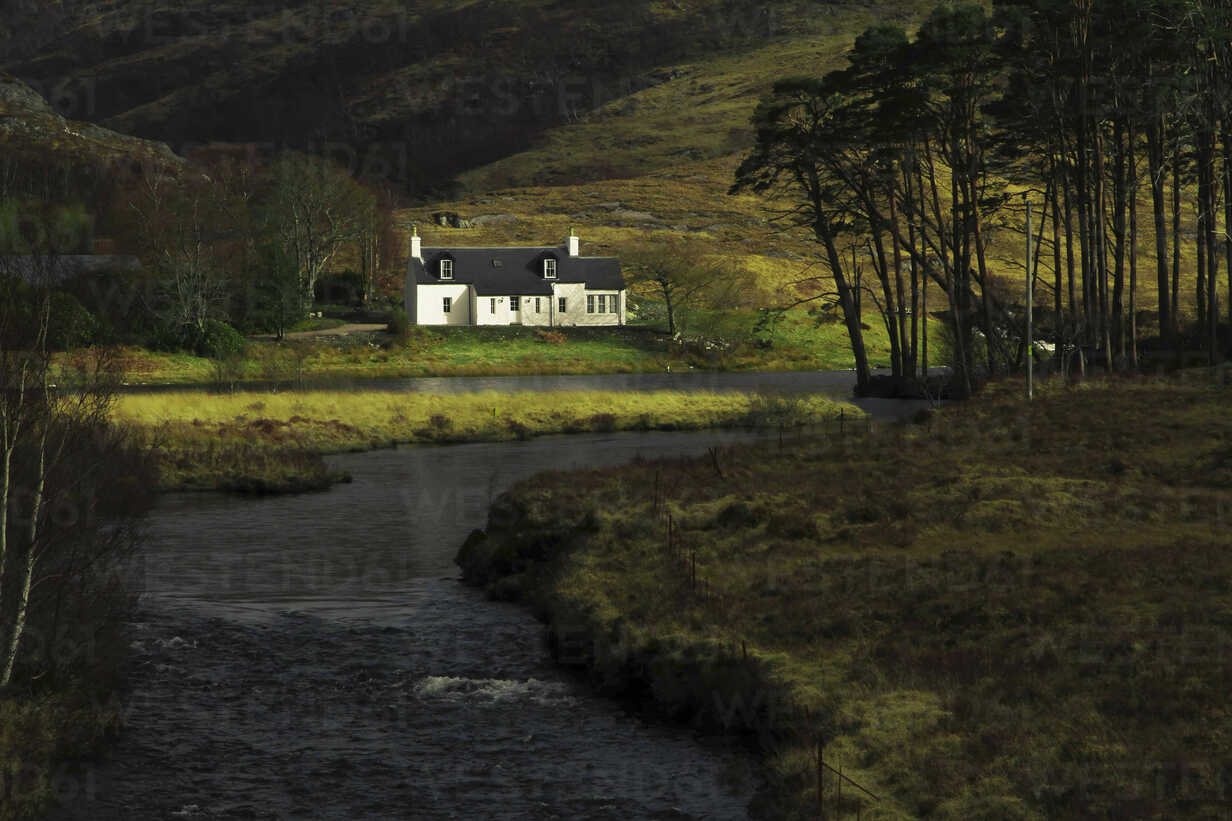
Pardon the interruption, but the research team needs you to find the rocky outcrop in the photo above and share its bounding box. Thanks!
[0,72,52,114]
[0,71,184,173]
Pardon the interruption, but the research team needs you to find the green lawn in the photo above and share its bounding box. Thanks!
[61,309,904,386]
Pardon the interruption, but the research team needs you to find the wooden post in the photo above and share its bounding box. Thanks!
[1026,192,1034,400]
[817,736,825,820]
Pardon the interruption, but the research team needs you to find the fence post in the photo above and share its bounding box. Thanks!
[817,735,825,820]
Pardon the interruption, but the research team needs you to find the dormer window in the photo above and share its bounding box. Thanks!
[440,259,453,280]
[544,258,557,279]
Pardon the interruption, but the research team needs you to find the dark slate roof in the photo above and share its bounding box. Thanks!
[408,246,623,296]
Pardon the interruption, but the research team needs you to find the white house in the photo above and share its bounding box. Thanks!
[404,228,626,327]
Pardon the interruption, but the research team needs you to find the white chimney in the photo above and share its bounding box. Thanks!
[567,226,579,257]
[410,225,422,261]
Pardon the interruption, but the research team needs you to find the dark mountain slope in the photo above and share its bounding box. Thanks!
[2,0,832,195]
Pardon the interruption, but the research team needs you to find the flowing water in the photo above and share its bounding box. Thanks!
[56,375,933,820]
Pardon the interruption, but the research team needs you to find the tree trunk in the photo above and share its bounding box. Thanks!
[1062,154,1078,349]
[1111,118,1127,360]
[1094,125,1112,370]
[1224,116,1232,333]
[972,187,997,376]
[868,221,902,379]
[1128,118,1140,370]
[1172,141,1183,356]
[888,183,909,379]
[1,428,46,689]
[1147,115,1171,341]
[904,163,920,378]
[1197,188,1207,337]
[662,281,676,336]
[1048,159,1064,370]
[1203,128,1219,363]
[820,232,871,392]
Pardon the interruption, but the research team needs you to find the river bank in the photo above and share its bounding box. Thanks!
[114,388,860,493]
[456,375,1232,819]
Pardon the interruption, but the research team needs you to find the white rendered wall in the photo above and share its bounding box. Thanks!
[550,282,585,326]
[415,283,472,325]
[551,284,625,327]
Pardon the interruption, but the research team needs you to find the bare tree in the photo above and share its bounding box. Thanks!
[354,182,397,306]
[126,165,232,333]
[265,152,373,310]
[0,230,152,690]
[623,236,740,336]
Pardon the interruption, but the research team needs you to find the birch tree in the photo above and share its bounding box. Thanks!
[0,245,151,690]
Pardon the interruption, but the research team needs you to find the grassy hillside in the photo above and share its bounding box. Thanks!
[459,374,1232,819]
[1,0,919,195]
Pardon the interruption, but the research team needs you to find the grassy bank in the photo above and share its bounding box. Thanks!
[60,313,896,387]
[0,688,125,820]
[115,388,858,493]
[457,375,1232,819]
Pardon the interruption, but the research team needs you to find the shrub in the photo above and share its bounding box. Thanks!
[314,271,366,306]
[386,308,411,346]
[536,329,567,345]
[47,292,98,349]
[199,318,247,359]
[589,413,617,432]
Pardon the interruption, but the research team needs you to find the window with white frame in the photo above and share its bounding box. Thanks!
[442,296,452,313]
[587,295,595,313]
[558,297,567,313]
[544,258,557,278]
[490,298,496,314]
[597,295,606,313]
[535,297,541,313]
[610,294,619,314]
[440,259,453,279]
[510,296,520,311]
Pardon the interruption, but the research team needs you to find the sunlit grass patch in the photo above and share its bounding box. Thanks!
[115,388,860,492]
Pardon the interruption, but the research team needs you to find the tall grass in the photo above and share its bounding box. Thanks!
[115,389,859,492]
[460,374,1232,819]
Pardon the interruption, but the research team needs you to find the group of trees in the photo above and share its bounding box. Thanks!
[0,270,155,693]
[734,1,1232,395]
[0,148,401,354]
[121,150,400,344]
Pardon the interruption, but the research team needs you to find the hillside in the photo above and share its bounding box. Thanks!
[0,71,183,187]
[0,0,919,196]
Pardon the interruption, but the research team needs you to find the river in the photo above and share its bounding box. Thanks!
[55,373,932,820]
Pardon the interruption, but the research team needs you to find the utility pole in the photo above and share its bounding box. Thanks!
[1025,193,1034,400]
